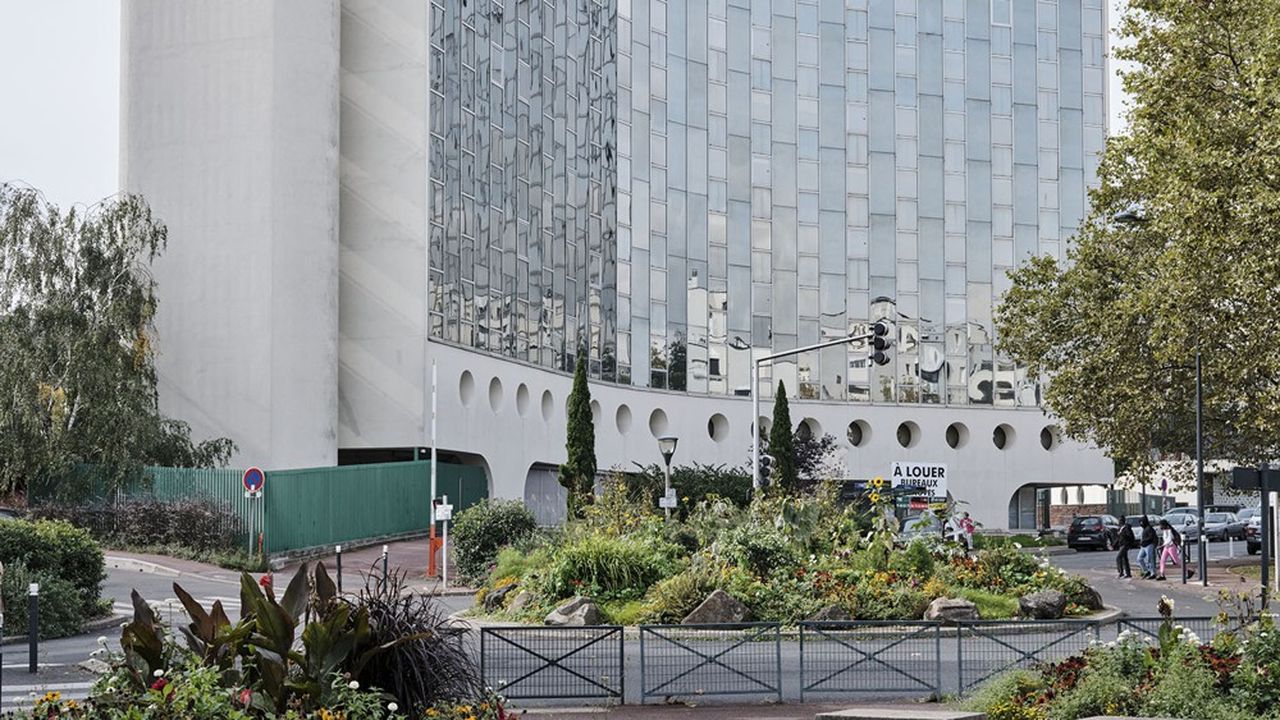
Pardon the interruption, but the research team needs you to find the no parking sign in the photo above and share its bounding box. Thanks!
[243,467,265,495]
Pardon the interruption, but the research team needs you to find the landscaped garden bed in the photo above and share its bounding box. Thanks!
[961,593,1276,720]
[462,479,1103,627]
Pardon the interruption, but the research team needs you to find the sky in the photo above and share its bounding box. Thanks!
[0,0,1129,210]
[0,0,120,208]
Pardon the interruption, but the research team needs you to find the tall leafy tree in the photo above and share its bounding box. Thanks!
[0,185,234,499]
[559,353,597,517]
[768,381,797,493]
[995,0,1280,487]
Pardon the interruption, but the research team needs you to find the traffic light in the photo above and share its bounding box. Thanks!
[758,453,774,486]
[870,320,892,366]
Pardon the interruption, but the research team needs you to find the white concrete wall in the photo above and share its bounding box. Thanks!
[335,0,429,448]
[420,342,1115,532]
[120,0,341,469]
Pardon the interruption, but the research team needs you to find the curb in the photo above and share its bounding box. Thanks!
[1,613,128,646]
[105,555,184,578]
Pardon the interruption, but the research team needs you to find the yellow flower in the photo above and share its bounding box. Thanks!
[871,476,885,489]
[869,492,881,504]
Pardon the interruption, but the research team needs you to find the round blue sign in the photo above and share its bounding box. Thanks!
[242,467,265,493]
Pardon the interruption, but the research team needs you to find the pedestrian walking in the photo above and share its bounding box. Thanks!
[960,512,976,550]
[1156,518,1181,581]
[1137,516,1157,578]
[1115,515,1135,578]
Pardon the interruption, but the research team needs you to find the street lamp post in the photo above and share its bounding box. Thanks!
[1115,206,1208,587]
[1195,352,1207,587]
[750,325,889,491]
[658,436,678,521]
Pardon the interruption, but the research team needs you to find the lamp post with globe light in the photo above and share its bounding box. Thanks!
[658,435,679,521]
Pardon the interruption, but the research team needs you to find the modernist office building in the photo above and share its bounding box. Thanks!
[121,0,1113,530]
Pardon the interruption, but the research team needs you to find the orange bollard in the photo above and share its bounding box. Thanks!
[427,525,439,578]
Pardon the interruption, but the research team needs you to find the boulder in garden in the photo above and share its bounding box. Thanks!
[544,596,603,626]
[924,597,980,624]
[807,605,853,622]
[1019,590,1068,620]
[682,589,751,625]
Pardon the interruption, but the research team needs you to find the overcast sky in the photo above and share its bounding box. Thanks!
[0,0,1129,210]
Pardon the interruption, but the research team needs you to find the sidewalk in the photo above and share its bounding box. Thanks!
[278,537,477,597]
[505,703,912,719]
[109,537,477,596]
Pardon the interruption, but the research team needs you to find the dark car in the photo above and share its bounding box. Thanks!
[1068,515,1120,551]
[1246,516,1262,555]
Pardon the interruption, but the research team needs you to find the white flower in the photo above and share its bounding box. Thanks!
[1013,542,1023,549]
[347,680,359,690]
[388,702,399,712]
[97,636,108,646]
[153,669,164,678]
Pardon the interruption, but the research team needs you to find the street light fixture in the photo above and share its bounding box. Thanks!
[658,435,678,521]
[1114,206,1208,587]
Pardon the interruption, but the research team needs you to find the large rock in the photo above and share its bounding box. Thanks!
[923,597,980,624]
[507,590,532,614]
[544,597,603,626]
[1069,584,1104,612]
[1019,590,1068,620]
[484,583,517,612]
[808,604,853,622]
[682,589,751,625]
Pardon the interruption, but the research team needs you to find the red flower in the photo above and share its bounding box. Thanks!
[150,677,169,692]
[259,573,273,590]
[239,689,253,706]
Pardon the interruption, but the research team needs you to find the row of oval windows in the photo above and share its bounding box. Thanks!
[458,370,1061,451]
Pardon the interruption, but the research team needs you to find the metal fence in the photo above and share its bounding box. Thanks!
[956,620,1102,693]
[640,623,782,702]
[800,621,941,700]
[480,626,624,701]
[28,461,490,556]
[476,618,1258,705]
[1116,616,1218,644]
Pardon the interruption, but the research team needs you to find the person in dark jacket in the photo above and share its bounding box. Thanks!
[1116,515,1136,579]
[1137,516,1158,579]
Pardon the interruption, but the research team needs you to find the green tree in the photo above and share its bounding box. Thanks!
[768,381,797,493]
[995,0,1280,486]
[0,185,234,499]
[559,353,597,518]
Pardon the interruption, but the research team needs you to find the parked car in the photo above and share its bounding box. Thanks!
[1246,516,1262,555]
[899,514,944,544]
[1164,507,1199,523]
[1164,512,1201,543]
[1124,515,1157,531]
[1237,508,1260,524]
[1203,512,1246,541]
[1068,515,1120,551]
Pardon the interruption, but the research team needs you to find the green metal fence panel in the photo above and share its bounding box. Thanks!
[262,461,489,555]
[145,466,257,550]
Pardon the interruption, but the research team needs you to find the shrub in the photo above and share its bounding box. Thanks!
[2,562,85,639]
[354,571,483,713]
[542,534,677,601]
[0,518,104,615]
[452,500,538,584]
[641,568,716,624]
[31,498,243,553]
[626,463,752,519]
[718,524,795,577]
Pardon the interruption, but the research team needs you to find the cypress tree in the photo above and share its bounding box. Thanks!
[768,380,798,493]
[559,353,597,518]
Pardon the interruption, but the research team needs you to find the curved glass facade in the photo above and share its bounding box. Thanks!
[427,0,1106,407]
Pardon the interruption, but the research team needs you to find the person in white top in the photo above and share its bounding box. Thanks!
[1156,518,1180,581]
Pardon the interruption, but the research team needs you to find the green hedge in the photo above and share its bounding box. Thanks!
[452,500,538,584]
[0,519,104,616]
[2,562,83,639]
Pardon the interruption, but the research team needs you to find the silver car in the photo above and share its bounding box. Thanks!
[1203,512,1246,541]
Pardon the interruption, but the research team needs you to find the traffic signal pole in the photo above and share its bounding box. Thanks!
[750,325,888,492]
